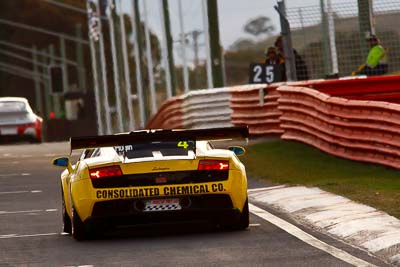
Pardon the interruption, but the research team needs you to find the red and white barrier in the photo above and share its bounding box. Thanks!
[146,96,184,129]
[182,88,233,129]
[278,85,400,169]
[146,75,400,169]
[230,84,283,135]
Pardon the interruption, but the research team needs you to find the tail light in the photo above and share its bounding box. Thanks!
[89,166,122,179]
[35,118,41,127]
[34,118,42,139]
[17,122,35,134]
[198,160,229,171]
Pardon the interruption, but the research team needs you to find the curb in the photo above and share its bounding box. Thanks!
[248,186,400,266]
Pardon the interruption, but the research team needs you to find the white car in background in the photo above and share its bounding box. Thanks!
[0,97,43,143]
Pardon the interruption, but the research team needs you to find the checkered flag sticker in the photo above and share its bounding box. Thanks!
[143,199,182,212]
[144,202,182,212]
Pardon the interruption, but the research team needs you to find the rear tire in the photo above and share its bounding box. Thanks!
[29,137,42,143]
[235,197,249,230]
[61,191,72,234]
[71,206,87,241]
[220,197,250,230]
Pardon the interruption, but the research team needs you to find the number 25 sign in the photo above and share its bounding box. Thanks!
[249,64,281,84]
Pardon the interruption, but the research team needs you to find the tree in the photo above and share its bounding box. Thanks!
[229,38,256,52]
[244,16,275,38]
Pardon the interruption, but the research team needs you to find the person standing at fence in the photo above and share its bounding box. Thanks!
[274,36,309,81]
[352,34,388,76]
[264,46,286,82]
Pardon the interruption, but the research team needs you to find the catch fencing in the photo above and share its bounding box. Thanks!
[285,0,400,79]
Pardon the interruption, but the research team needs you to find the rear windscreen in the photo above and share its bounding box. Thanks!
[115,140,195,159]
[0,101,26,112]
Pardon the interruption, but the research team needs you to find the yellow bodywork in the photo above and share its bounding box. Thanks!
[58,144,248,223]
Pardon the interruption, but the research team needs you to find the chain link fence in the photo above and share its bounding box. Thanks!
[285,0,400,79]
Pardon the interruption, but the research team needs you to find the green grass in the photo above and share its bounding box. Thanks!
[242,140,400,219]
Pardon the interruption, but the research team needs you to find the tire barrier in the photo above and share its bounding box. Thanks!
[182,88,233,129]
[278,85,400,169]
[230,84,283,135]
[290,75,400,104]
[146,97,184,129]
[146,84,284,134]
[146,87,233,130]
[146,74,400,169]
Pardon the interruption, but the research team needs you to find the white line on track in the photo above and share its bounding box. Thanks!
[249,203,376,267]
[0,190,42,195]
[0,173,31,177]
[0,190,29,195]
[45,209,58,212]
[0,233,58,239]
[0,210,42,215]
[0,161,20,165]
[1,154,33,158]
[0,173,19,177]
[0,209,57,215]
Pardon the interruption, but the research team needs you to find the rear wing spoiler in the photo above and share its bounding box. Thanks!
[70,126,249,151]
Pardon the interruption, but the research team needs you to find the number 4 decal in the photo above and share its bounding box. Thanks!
[177,141,189,149]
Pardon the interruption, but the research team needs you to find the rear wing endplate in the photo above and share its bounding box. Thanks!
[70,126,249,151]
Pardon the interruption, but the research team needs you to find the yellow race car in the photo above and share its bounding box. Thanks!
[52,126,249,240]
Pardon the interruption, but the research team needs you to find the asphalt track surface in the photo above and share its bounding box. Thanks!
[0,142,390,267]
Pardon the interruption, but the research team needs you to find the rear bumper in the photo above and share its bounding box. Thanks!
[87,194,241,226]
[0,125,41,142]
[0,134,40,143]
[71,172,248,222]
